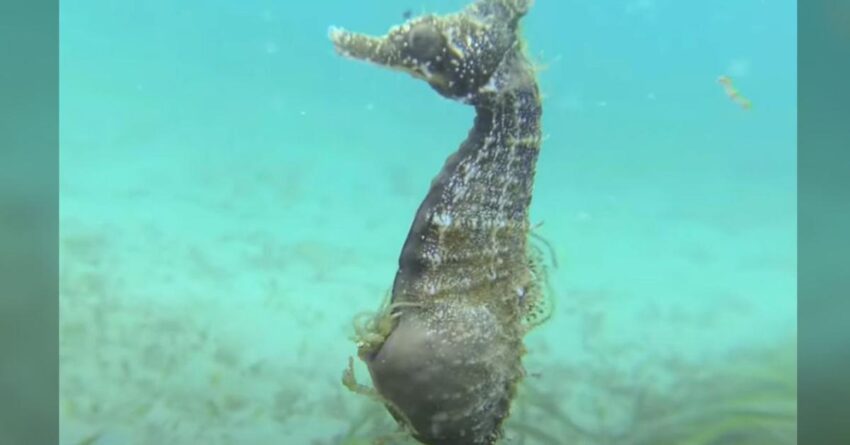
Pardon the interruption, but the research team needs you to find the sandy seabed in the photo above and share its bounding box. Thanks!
[59,144,796,445]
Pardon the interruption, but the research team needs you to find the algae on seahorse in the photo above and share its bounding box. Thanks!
[331,1,550,444]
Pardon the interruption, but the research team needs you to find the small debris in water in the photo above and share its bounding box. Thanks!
[718,75,752,110]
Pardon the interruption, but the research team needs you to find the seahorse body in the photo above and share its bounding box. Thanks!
[331,1,546,444]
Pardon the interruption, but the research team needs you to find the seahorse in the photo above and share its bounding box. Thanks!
[331,1,548,444]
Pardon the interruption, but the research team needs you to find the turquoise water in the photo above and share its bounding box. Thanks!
[59,0,796,444]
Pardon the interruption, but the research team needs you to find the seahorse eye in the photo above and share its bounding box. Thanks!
[407,24,444,61]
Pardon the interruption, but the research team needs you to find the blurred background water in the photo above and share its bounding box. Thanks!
[59,0,796,444]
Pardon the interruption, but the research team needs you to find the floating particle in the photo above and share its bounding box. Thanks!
[718,75,752,110]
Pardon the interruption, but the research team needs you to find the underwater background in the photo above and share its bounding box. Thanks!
[59,0,796,444]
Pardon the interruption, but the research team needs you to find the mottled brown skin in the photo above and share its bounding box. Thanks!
[331,1,544,444]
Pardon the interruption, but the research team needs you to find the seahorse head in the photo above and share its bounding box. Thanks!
[330,0,531,101]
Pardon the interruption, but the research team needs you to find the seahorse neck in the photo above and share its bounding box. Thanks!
[458,73,543,221]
